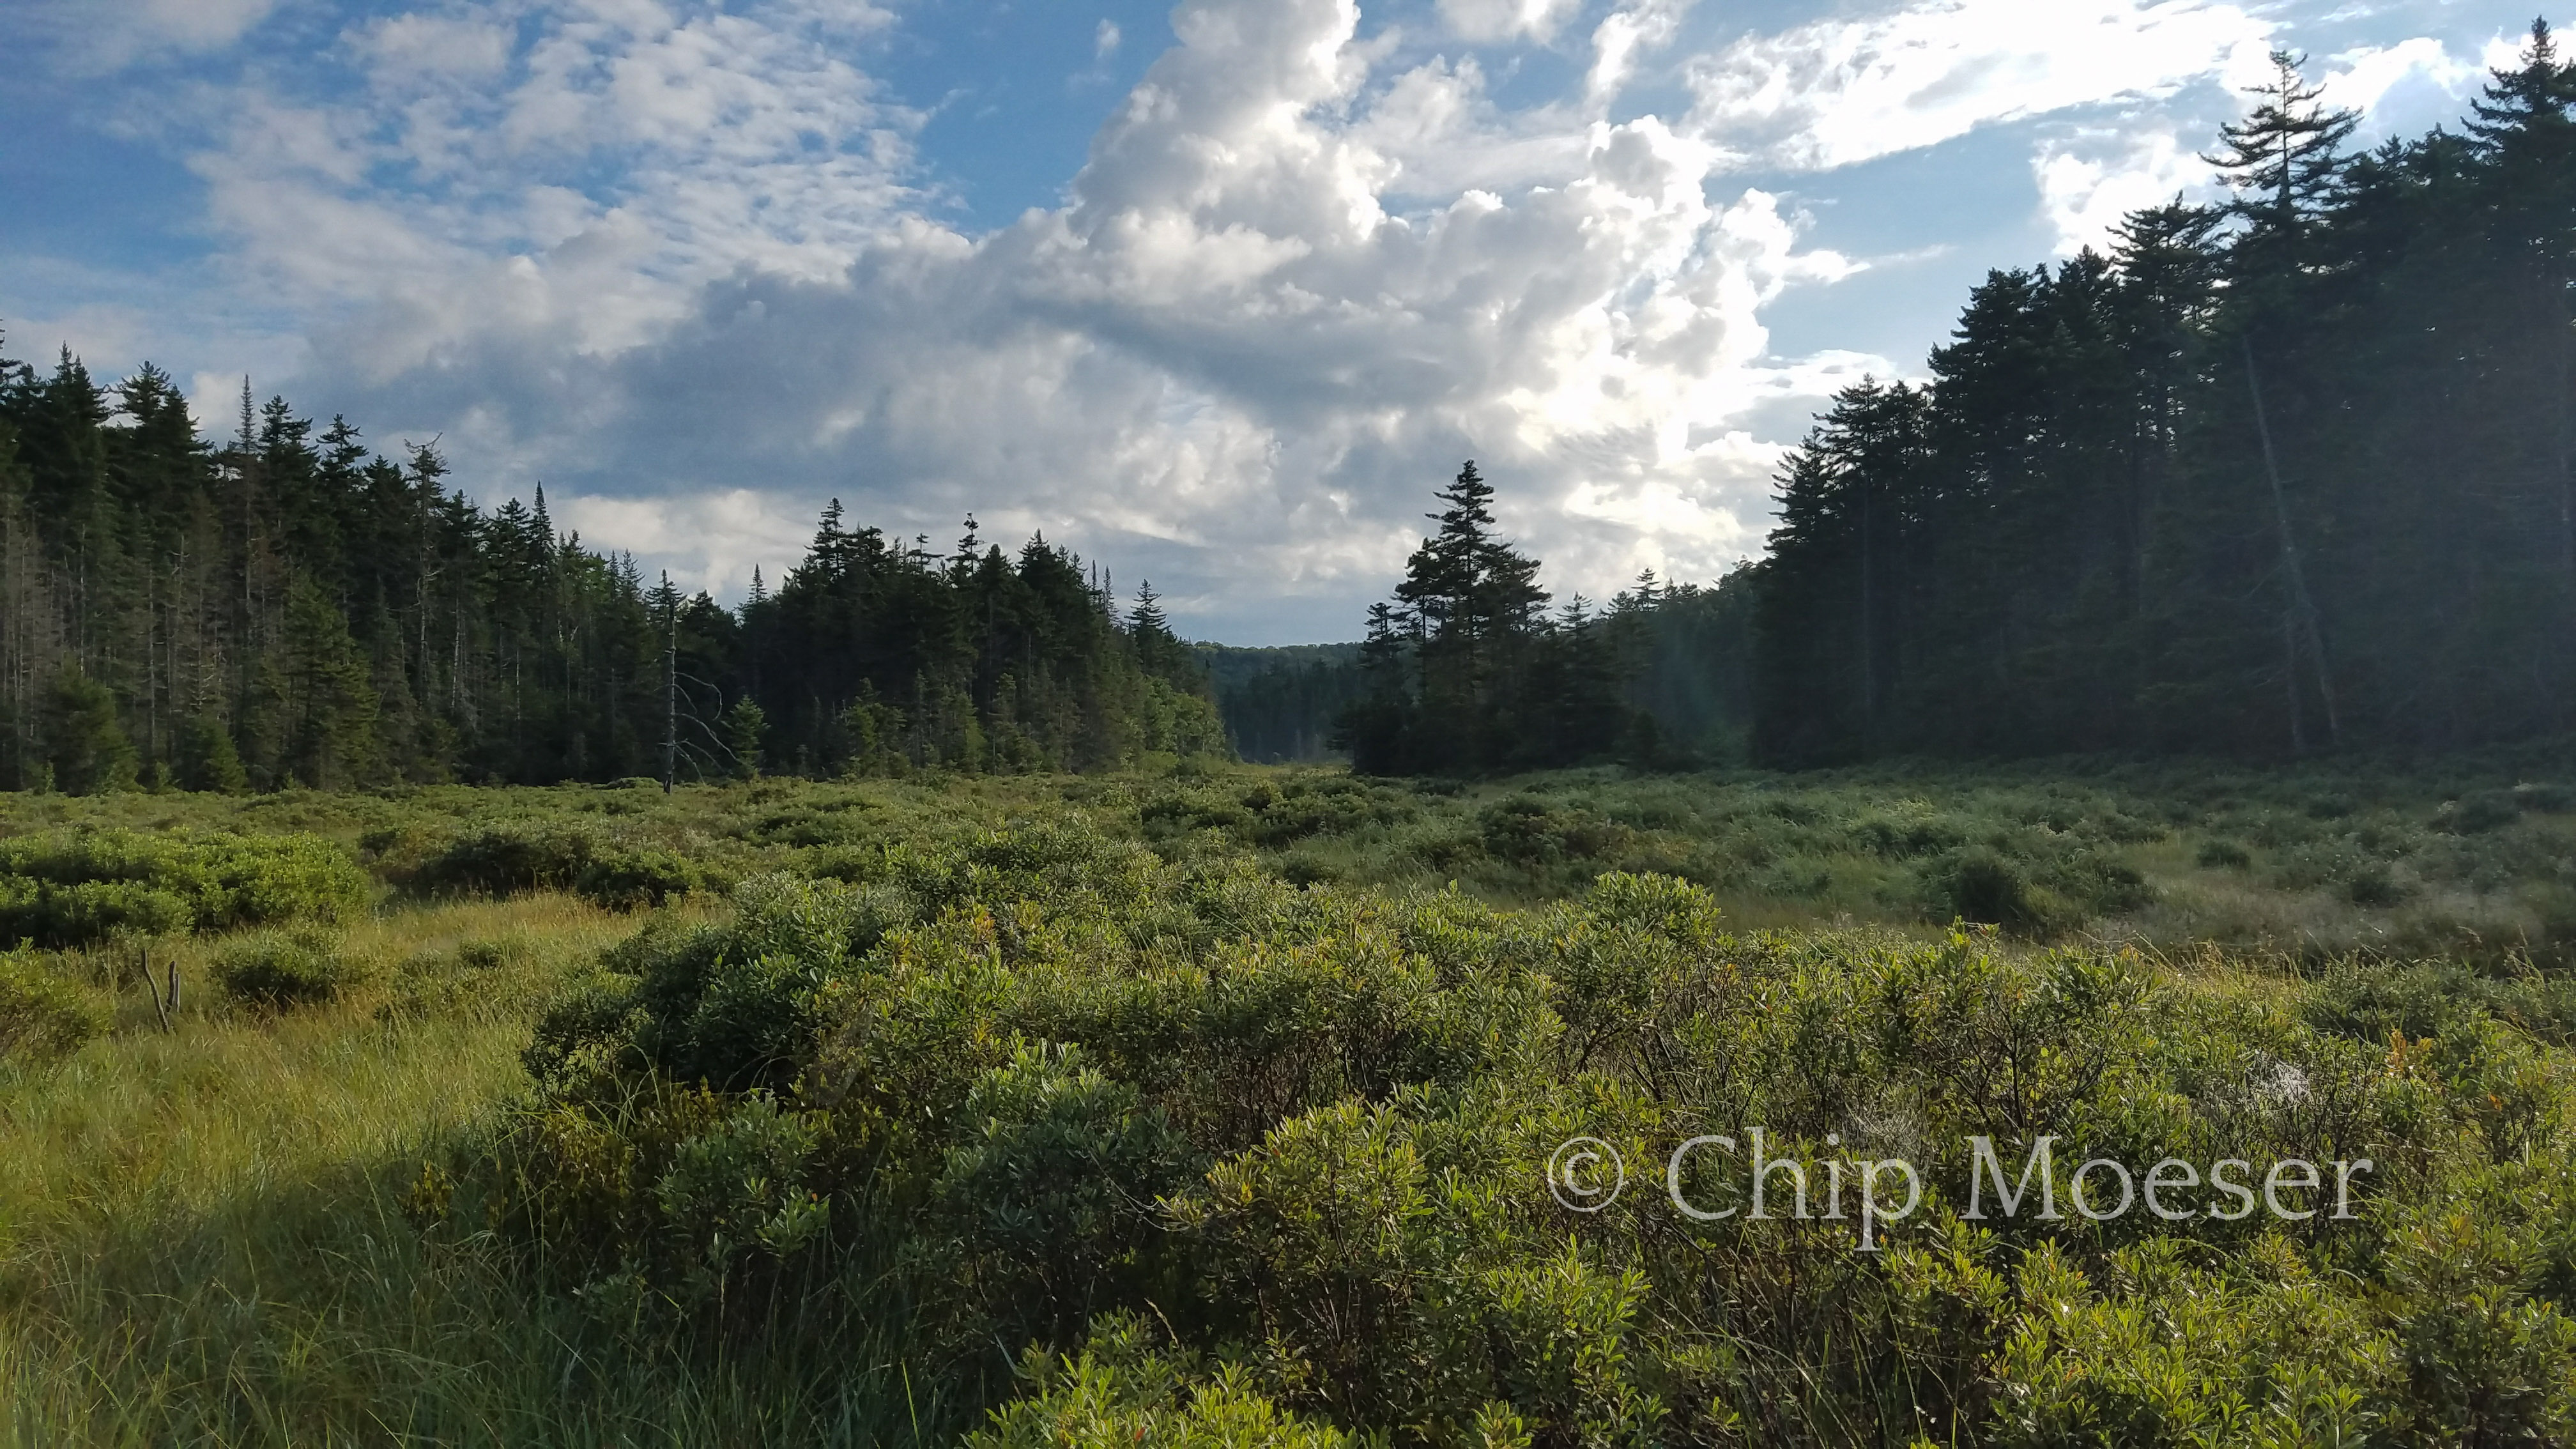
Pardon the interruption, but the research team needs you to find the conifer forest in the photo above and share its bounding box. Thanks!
[8,30,2576,1449]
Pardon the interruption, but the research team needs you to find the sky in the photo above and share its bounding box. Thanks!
[0,0,2546,643]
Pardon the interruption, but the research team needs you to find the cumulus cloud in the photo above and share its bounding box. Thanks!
[1683,0,2273,172]
[2034,126,2214,256]
[198,0,1864,634]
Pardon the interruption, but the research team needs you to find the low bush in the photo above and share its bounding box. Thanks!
[2343,862,2409,908]
[0,946,109,1059]
[573,845,707,911]
[1922,847,2078,936]
[409,822,598,898]
[2437,792,2523,834]
[212,928,364,1009]
[410,822,718,911]
[0,829,368,948]
[479,816,2576,1443]
[2195,839,2253,869]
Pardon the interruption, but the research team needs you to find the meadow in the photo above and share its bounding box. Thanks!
[3,749,2575,1445]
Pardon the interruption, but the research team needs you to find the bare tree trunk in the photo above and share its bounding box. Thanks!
[2244,339,2338,749]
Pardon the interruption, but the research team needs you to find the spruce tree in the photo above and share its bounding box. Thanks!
[38,666,136,795]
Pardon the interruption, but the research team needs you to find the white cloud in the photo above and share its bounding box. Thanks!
[1586,0,1690,109]
[234,0,1869,634]
[183,0,917,385]
[1096,18,1122,57]
[2034,125,2214,256]
[21,0,284,72]
[1684,0,2273,172]
[1439,0,1586,45]
[2317,36,2480,115]
[556,488,820,597]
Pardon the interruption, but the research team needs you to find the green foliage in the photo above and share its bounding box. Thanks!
[212,927,365,1009]
[174,713,248,793]
[16,759,2576,1439]
[1924,847,2074,935]
[969,1317,1356,1449]
[0,827,367,948]
[721,696,766,780]
[471,801,2576,1443]
[37,667,136,796]
[408,820,716,912]
[0,945,108,1059]
[910,1043,1195,1352]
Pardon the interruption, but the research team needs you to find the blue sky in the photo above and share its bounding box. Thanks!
[0,0,2546,643]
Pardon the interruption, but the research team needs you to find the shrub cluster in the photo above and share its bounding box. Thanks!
[0,946,109,1059]
[405,820,721,911]
[486,821,2576,1445]
[0,828,369,949]
[211,928,365,1009]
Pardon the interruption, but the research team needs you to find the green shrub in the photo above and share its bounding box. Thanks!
[1476,797,1630,864]
[0,947,109,1059]
[574,846,707,911]
[2044,852,2157,915]
[473,811,2576,1443]
[411,822,717,911]
[2513,782,2574,813]
[2195,839,2252,869]
[2344,862,2409,908]
[0,829,367,948]
[969,1317,1355,1449]
[909,1043,1195,1351]
[650,1091,829,1292]
[410,822,599,898]
[2439,792,2522,834]
[527,874,913,1093]
[213,928,364,1009]
[1922,848,2076,935]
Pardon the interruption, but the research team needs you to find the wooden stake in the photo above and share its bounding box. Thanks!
[146,946,171,1032]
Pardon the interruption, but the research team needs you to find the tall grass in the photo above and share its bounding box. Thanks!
[0,896,948,1446]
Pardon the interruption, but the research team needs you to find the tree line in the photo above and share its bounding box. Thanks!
[0,361,1222,792]
[1751,33,2576,765]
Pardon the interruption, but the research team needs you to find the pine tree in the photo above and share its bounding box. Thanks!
[38,666,136,795]
[275,574,381,789]
[721,694,766,779]
[2205,50,2359,250]
[175,712,248,793]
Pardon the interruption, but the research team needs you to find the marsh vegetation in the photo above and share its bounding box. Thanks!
[2,753,2574,1445]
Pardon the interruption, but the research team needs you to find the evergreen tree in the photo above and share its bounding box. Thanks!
[174,712,248,794]
[38,666,136,795]
[722,695,767,780]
